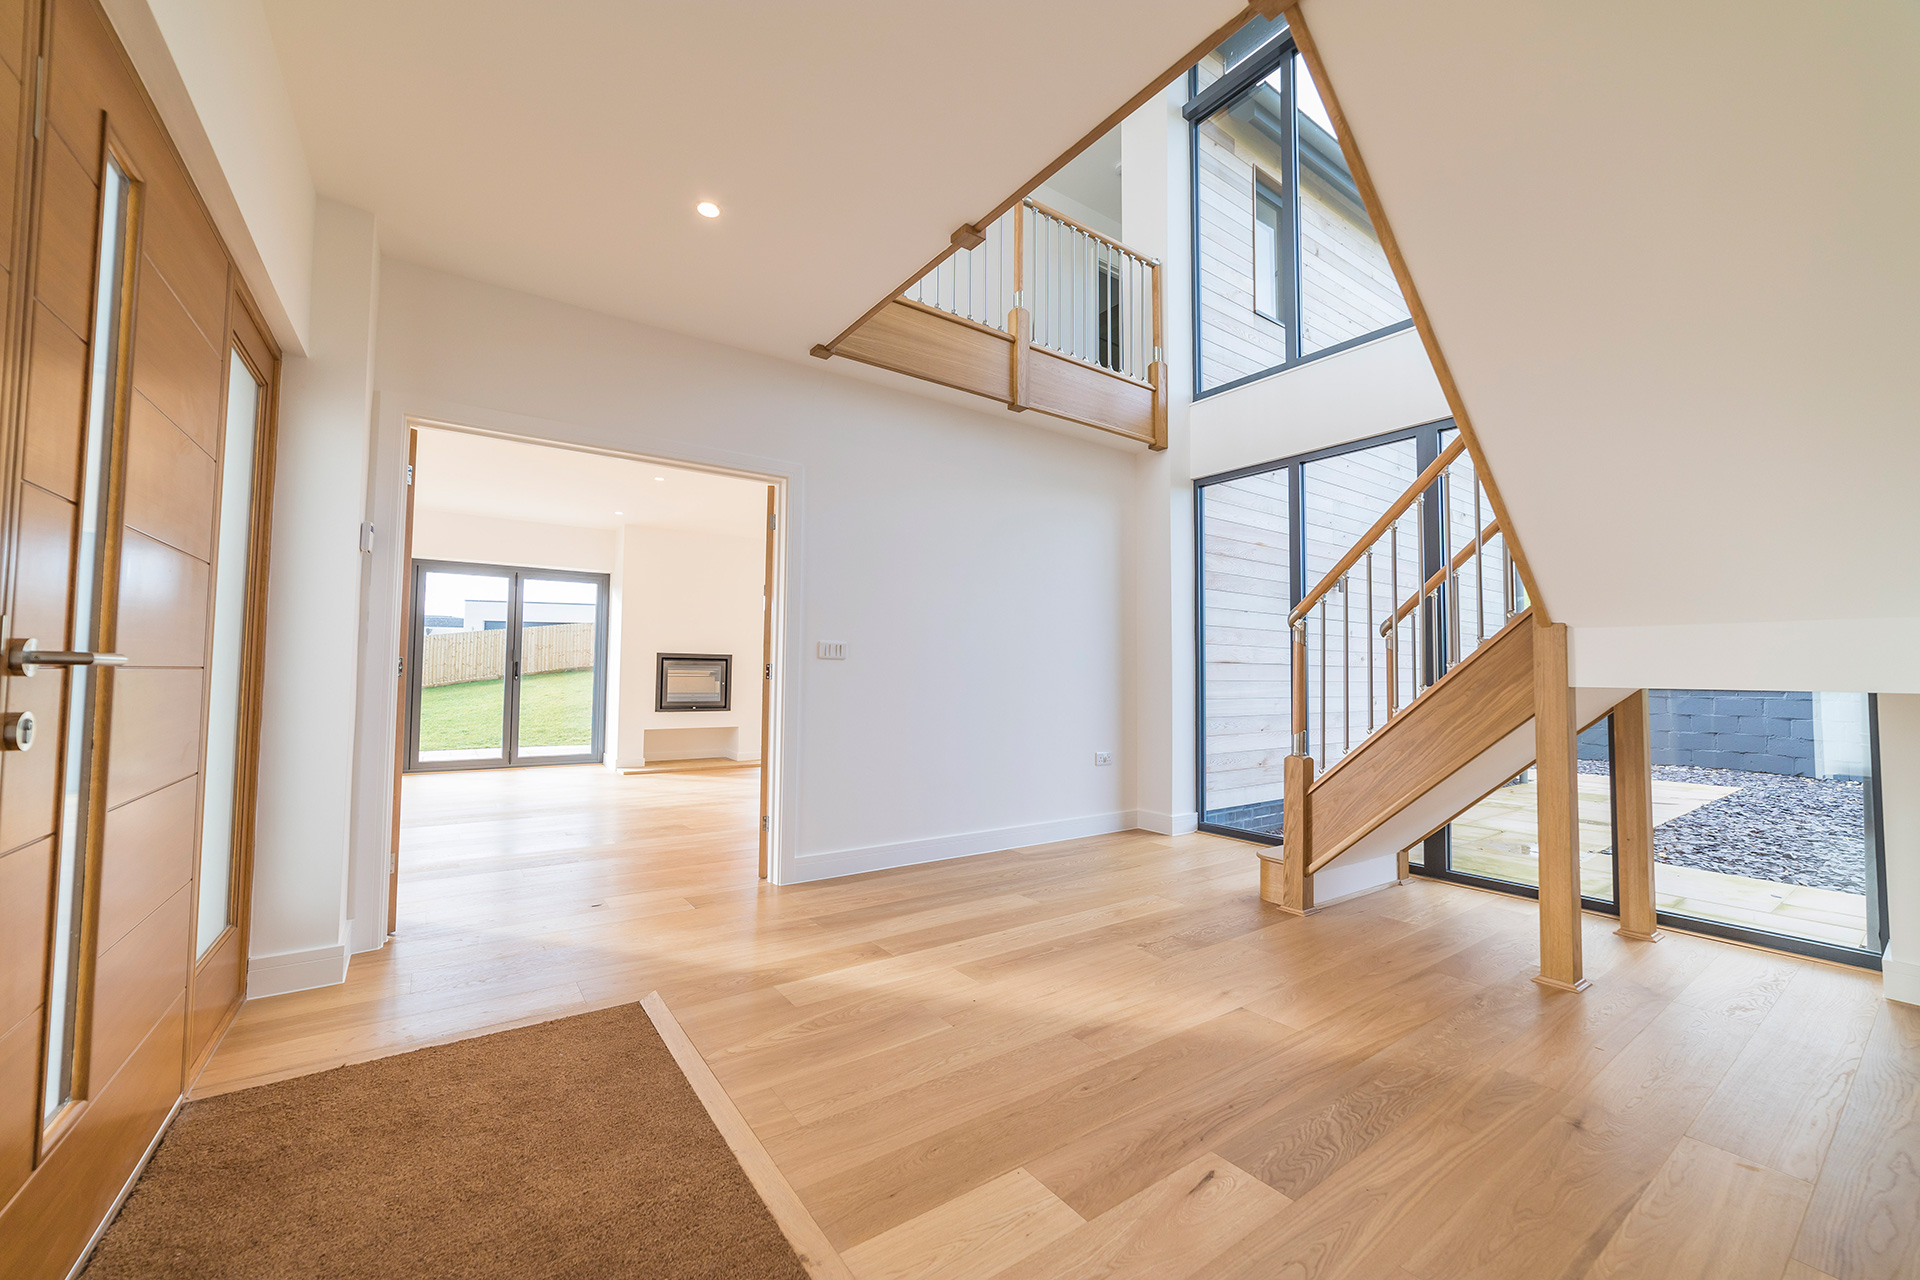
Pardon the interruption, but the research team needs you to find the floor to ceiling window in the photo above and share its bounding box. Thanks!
[1187,19,1414,398]
[1197,422,1449,839]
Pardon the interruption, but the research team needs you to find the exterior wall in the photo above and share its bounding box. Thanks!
[1633,689,1819,778]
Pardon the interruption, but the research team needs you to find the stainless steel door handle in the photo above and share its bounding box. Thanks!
[6,638,129,677]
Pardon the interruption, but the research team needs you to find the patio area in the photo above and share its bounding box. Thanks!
[1440,770,1871,950]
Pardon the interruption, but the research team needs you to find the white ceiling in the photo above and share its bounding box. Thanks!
[260,0,1242,361]
[1307,0,1920,629]
[413,427,768,535]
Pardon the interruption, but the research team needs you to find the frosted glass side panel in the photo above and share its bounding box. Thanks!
[197,352,260,959]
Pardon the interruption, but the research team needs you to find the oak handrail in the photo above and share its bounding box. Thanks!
[1378,517,1500,636]
[1288,435,1467,627]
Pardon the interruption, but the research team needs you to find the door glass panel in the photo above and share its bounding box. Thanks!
[514,577,598,758]
[44,156,135,1122]
[417,569,510,763]
[1199,471,1291,838]
[1447,718,1616,902]
[1293,52,1411,356]
[1648,690,1874,951]
[1301,437,1418,770]
[196,352,260,959]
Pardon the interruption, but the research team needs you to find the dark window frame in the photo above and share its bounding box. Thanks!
[405,558,611,773]
[1195,437,1889,971]
[1185,30,1415,400]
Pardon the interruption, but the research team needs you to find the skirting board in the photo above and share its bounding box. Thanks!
[247,943,350,998]
[1884,941,1920,1007]
[1135,809,1200,836]
[788,810,1138,883]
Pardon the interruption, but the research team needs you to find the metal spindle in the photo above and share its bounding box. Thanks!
[1388,523,1399,717]
[1442,470,1460,669]
[1365,551,1374,732]
[1503,537,1515,619]
[1473,480,1485,645]
[1318,603,1327,765]
[1342,573,1351,758]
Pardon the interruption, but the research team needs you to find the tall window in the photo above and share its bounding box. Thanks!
[1189,24,1414,396]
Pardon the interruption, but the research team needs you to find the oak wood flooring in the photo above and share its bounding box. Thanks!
[201,767,1910,1280]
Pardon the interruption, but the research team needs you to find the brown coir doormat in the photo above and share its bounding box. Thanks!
[82,1002,809,1280]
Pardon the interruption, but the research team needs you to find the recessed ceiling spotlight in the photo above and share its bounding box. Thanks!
[696,201,720,219]
[613,510,623,516]
[653,475,667,482]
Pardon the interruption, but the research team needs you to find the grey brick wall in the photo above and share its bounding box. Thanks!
[1204,798,1285,836]
[1638,689,1816,777]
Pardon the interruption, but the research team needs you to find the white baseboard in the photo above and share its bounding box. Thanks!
[788,811,1135,883]
[348,914,387,955]
[1883,941,1920,1007]
[248,943,350,998]
[1134,809,1200,836]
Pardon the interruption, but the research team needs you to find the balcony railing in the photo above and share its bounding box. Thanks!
[828,200,1167,449]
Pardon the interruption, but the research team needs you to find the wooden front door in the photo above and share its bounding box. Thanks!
[0,1,279,1274]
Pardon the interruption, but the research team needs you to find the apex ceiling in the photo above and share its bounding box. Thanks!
[260,0,1243,361]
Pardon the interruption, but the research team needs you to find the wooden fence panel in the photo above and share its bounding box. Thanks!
[421,622,595,688]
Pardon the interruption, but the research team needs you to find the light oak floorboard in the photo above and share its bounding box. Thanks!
[198,767,1907,1279]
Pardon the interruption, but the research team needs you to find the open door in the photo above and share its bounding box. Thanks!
[759,485,774,878]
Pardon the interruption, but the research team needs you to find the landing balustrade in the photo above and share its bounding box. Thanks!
[827,200,1167,448]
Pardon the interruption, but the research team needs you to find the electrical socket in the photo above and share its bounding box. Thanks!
[1094,751,1113,766]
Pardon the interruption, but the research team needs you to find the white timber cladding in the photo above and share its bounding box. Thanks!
[1202,470,1292,810]
[1193,54,1409,391]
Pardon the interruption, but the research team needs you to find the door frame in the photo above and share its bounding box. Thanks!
[184,281,283,1080]
[403,558,611,772]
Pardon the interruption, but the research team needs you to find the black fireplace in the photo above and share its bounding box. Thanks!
[656,654,731,711]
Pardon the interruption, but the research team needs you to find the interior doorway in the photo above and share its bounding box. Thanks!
[386,424,783,934]
[405,562,610,770]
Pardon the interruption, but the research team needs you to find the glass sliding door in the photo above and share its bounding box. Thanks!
[513,577,603,759]
[407,560,608,771]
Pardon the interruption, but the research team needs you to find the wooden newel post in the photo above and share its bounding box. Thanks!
[1532,621,1589,991]
[1612,689,1662,941]
[1262,619,1316,915]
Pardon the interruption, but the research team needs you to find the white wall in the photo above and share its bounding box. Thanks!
[358,257,1134,889]
[249,201,376,995]
[1302,0,1920,695]
[104,0,314,352]
[614,526,766,768]
[1188,326,1449,480]
[411,509,615,574]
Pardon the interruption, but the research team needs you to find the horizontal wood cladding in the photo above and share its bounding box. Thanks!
[130,272,222,456]
[124,391,217,560]
[104,667,205,810]
[116,529,211,666]
[836,299,1156,445]
[1307,613,1535,868]
[97,779,197,955]
[0,1009,37,1210]
[21,307,88,501]
[0,992,184,1280]
[0,841,52,1029]
[89,883,190,1092]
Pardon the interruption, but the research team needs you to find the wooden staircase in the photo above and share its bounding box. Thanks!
[1254,439,1659,993]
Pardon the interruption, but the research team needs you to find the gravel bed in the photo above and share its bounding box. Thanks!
[1579,760,1866,893]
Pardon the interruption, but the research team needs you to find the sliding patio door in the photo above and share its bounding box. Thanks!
[405,560,609,770]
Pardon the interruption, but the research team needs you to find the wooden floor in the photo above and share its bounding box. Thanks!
[201,766,1914,1280]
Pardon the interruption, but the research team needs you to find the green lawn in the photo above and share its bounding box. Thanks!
[419,669,593,752]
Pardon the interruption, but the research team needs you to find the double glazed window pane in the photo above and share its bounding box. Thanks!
[418,570,511,763]
[515,578,597,757]
[1293,54,1410,356]
[1199,473,1290,836]
[1192,41,1410,393]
